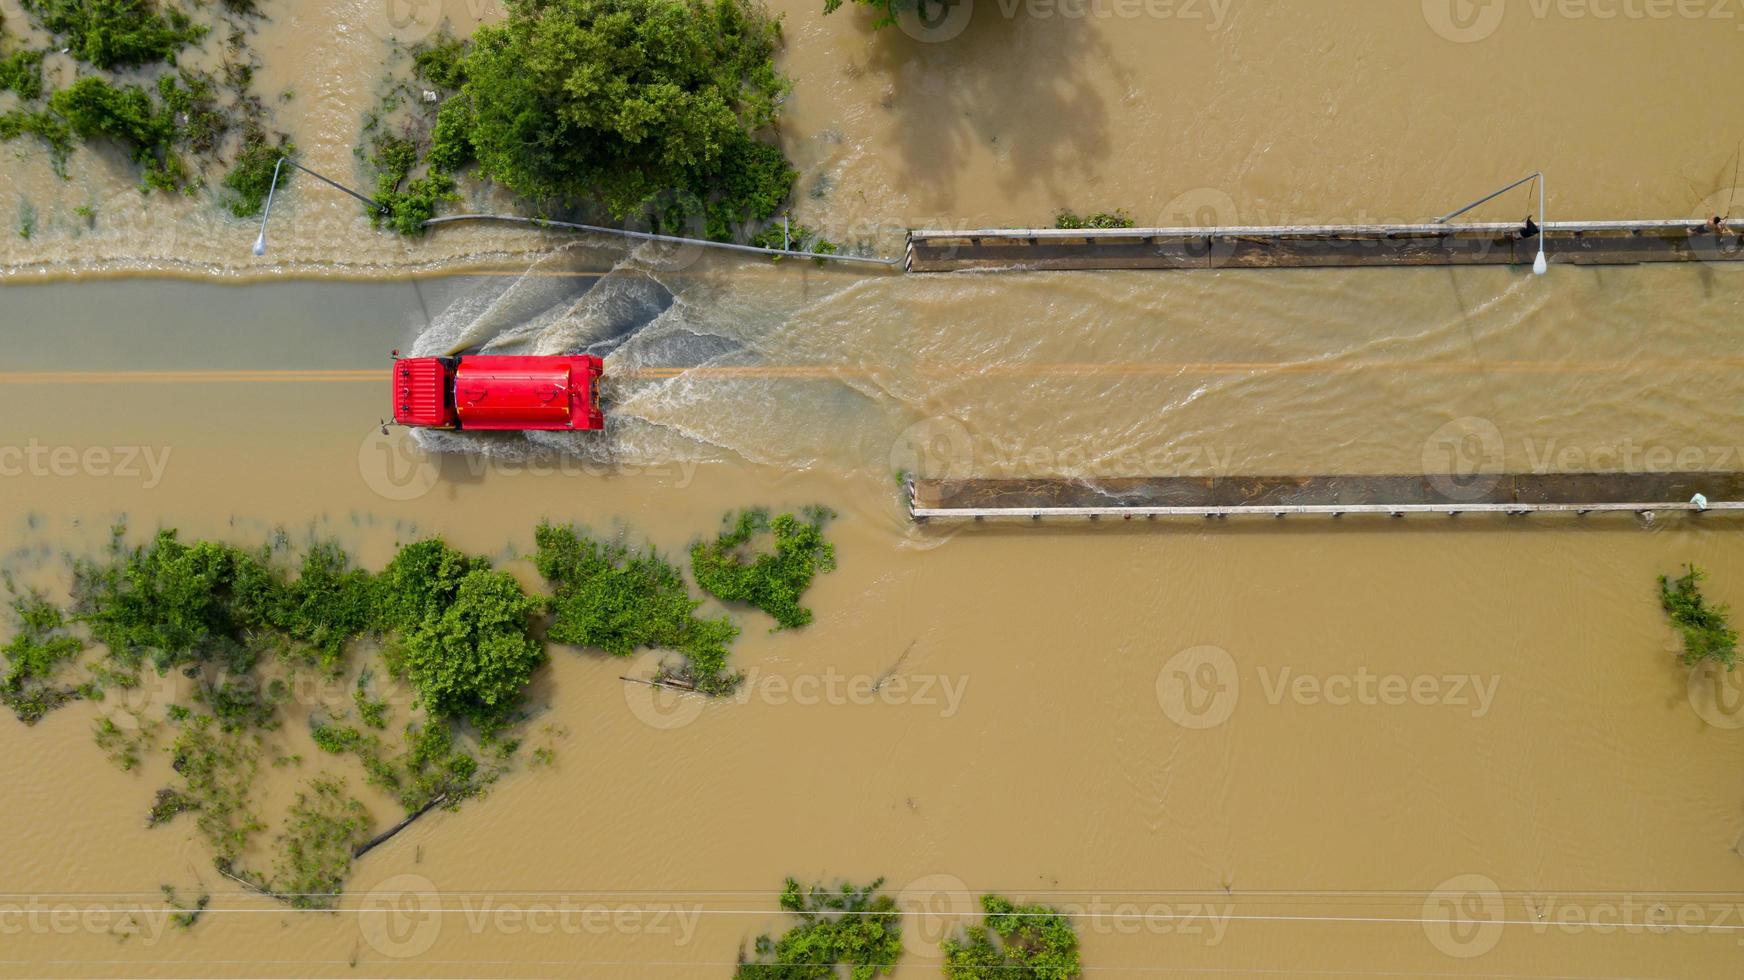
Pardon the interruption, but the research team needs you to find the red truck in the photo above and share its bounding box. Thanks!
[390,354,605,431]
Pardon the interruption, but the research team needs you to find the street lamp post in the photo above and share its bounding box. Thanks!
[253,157,388,256]
[1435,171,1548,276]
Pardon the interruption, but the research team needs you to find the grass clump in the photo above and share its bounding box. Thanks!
[1660,564,1738,669]
[1054,208,1133,230]
[20,0,206,70]
[691,508,836,630]
[220,124,286,217]
[49,76,187,191]
[736,877,904,979]
[1,584,85,724]
[535,522,741,694]
[942,895,1082,980]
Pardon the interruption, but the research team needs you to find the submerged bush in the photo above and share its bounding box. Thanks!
[535,522,741,693]
[20,0,206,69]
[1,586,86,724]
[48,76,187,191]
[691,507,836,630]
[736,877,904,979]
[1660,564,1738,669]
[0,49,45,101]
[942,894,1082,980]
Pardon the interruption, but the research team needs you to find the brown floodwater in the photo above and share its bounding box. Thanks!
[5,1,1744,977]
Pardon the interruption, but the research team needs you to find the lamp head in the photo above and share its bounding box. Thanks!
[1532,249,1547,276]
[252,232,266,257]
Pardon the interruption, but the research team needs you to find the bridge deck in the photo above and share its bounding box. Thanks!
[907,473,1744,521]
[904,220,1742,273]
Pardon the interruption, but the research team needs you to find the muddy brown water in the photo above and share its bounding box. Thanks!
[5,0,1744,977]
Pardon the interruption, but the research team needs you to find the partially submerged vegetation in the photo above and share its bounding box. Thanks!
[691,507,837,630]
[0,1,292,215]
[1,508,837,915]
[943,895,1082,980]
[1054,209,1134,230]
[736,877,904,978]
[535,521,742,694]
[1659,564,1738,669]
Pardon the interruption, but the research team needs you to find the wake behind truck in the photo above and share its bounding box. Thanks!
[390,354,605,431]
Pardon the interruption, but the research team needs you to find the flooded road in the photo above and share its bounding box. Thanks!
[4,263,1744,977]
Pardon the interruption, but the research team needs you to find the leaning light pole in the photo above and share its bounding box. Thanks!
[253,157,388,256]
[1435,171,1547,276]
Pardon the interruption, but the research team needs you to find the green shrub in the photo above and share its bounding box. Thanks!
[411,31,468,90]
[942,894,1082,980]
[385,539,543,726]
[691,507,836,630]
[1660,564,1738,669]
[20,0,206,69]
[48,76,187,191]
[535,522,742,694]
[0,49,44,100]
[736,877,903,979]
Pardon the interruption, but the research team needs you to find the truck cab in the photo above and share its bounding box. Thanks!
[391,354,605,431]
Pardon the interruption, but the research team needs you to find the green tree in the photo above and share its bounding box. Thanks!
[451,0,794,234]
[390,550,544,726]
